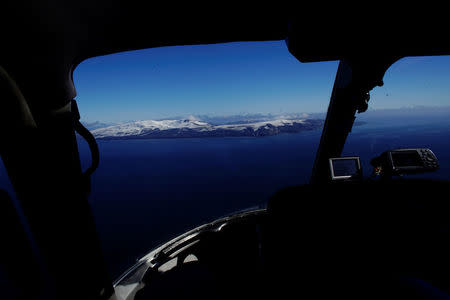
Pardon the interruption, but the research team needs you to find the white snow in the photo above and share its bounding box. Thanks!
[215,119,304,131]
[91,118,306,138]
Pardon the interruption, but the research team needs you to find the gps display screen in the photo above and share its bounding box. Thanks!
[331,158,359,178]
[391,151,423,168]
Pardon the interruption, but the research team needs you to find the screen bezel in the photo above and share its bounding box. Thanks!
[329,157,362,180]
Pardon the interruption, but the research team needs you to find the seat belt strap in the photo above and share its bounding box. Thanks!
[71,99,99,195]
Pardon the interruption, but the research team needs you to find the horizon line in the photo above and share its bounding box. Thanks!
[81,104,450,125]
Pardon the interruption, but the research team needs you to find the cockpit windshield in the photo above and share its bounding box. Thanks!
[70,42,450,278]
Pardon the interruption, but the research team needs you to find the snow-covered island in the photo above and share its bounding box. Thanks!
[91,118,324,140]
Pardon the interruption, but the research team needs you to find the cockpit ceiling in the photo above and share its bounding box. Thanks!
[2,3,450,63]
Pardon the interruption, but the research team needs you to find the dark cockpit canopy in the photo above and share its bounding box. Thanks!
[2,3,450,299]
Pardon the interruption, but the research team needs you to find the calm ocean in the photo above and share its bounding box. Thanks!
[2,115,450,278]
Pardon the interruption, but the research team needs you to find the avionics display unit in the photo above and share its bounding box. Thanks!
[371,148,439,177]
[329,157,362,181]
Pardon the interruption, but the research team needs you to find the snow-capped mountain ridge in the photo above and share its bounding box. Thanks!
[92,118,323,140]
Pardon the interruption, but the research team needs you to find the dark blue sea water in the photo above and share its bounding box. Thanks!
[2,114,450,279]
[78,129,322,278]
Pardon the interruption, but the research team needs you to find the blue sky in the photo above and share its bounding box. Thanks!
[73,40,450,123]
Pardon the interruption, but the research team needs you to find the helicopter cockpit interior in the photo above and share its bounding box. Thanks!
[1,3,450,299]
